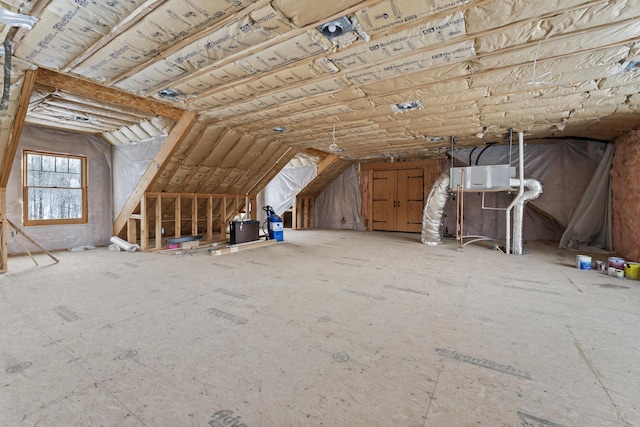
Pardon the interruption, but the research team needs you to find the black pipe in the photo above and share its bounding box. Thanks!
[468,147,477,166]
[475,142,497,165]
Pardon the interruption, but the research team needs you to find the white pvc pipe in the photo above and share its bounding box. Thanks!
[511,179,543,255]
[504,131,526,254]
[110,236,140,252]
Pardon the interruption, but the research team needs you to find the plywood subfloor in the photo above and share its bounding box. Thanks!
[1,230,638,426]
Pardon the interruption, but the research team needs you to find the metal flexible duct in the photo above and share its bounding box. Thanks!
[510,178,543,255]
[421,171,450,246]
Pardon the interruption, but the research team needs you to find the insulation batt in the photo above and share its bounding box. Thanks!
[612,129,640,262]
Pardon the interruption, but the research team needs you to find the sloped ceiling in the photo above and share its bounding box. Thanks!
[0,0,639,187]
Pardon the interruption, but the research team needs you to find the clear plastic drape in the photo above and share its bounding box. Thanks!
[111,135,165,218]
[257,164,317,222]
[315,164,366,230]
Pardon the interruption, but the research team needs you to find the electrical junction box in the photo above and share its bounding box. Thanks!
[450,165,516,191]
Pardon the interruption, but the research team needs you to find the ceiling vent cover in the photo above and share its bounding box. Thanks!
[318,16,353,39]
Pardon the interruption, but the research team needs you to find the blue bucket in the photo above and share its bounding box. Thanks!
[576,255,591,270]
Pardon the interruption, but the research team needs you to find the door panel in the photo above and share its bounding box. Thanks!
[396,169,424,232]
[372,170,396,231]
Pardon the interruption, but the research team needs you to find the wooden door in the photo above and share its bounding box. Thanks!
[372,170,396,231]
[396,169,424,232]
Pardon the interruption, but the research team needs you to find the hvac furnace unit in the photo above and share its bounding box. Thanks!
[449,165,516,191]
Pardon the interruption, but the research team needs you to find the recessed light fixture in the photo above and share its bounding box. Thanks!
[272,126,287,133]
[158,88,182,99]
[318,16,353,39]
[624,60,640,72]
[391,100,423,113]
[328,143,345,153]
[74,115,90,122]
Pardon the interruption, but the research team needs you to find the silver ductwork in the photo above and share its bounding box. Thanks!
[509,178,543,255]
[421,171,449,246]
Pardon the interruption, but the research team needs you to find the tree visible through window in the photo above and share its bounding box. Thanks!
[23,150,88,225]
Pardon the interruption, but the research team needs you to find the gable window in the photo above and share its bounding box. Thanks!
[23,150,88,225]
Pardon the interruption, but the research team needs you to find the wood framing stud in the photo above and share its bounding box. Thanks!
[113,110,198,237]
[0,69,37,188]
[0,189,6,273]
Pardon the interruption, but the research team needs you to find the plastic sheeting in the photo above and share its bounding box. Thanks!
[5,126,112,253]
[257,164,317,223]
[315,164,366,230]
[447,139,609,248]
[111,135,165,218]
[559,142,614,252]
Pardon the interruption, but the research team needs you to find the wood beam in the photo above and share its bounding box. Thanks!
[127,217,137,244]
[155,194,162,250]
[0,69,37,187]
[140,195,149,251]
[175,195,181,238]
[113,110,198,236]
[316,154,340,175]
[36,68,184,121]
[207,196,213,243]
[0,188,6,273]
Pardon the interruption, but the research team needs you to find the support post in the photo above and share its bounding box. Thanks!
[0,189,6,273]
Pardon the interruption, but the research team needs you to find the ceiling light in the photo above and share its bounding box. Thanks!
[272,126,287,133]
[74,115,90,122]
[158,88,182,99]
[318,16,353,39]
[624,60,640,72]
[329,143,345,153]
[391,100,423,113]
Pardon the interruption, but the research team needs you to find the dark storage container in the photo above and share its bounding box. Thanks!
[229,220,260,245]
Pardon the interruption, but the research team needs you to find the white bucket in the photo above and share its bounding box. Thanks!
[576,255,591,270]
[608,257,625,269]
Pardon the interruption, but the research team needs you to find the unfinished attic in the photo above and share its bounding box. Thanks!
[1,0,640,425]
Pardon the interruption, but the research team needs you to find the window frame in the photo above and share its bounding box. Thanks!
[22,150,89,226]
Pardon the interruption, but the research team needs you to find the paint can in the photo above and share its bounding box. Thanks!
[624,262,640,280]
[608,267,616,276]
[608,257,625,270]
[615,269,624,278]
[595,260,605,271]
[576,255,591,270]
